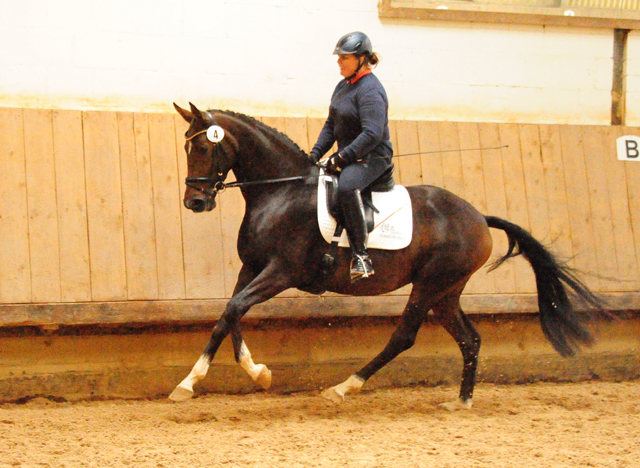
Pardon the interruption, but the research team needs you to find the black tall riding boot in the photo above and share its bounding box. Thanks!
[340,189,374,282]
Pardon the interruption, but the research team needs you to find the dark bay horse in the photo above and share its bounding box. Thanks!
[170,103,604,409]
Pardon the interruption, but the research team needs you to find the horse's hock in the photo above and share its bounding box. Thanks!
[1,108,640,401]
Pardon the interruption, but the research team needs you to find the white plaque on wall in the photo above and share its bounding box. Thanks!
[617,135,640,161]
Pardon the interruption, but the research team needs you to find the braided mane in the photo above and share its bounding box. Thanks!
[214,110,307,157]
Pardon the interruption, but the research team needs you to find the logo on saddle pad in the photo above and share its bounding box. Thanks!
[317,174,413,250]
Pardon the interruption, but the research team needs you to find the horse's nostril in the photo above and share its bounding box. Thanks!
[185,198,206,212]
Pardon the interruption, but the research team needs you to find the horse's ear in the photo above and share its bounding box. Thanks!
[174,103,193,123]
[188,102,212,126]
[188,102,204,123]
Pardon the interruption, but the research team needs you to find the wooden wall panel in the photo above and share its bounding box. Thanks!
[614,126,640,288]
[538,125,574,270]
[559,125,601,291]
[457,122,493,294]
[416,121,444,188]
[387,120,400,182]
[581,125,620,292]
[118,112,159,300]
[306,118,325,153]
[478,123,517,294]
[395,120,423,187]
[594,127,640,291]
[261,117,286,136]
[52,110,91,302]
[284,117,311,152]
[23,109,61,302]
[83,111,127,301]
[148,114,185,299]
[3,107,640,322]
[604,126,640,289]
[519,125,551,244]
[458,122,487,213]
[438,122,465,198]
[499,124,536,293]
[0,109,31,303]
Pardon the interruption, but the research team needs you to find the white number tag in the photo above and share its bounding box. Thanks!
[206,125,225,143]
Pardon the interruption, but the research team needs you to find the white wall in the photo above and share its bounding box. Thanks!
[626,32,640,125]
[0,0,637,125]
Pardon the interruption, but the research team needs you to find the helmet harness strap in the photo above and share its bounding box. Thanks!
[347,55,369,82]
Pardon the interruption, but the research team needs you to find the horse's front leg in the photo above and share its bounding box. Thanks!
[169,263,290,401]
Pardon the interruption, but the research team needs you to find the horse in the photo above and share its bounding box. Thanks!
[169,102,604,409]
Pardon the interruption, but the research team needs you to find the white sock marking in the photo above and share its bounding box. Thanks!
[239,341,272,389]
[169,354,209,401]
[322,375,365,403]
[440,397,473,411]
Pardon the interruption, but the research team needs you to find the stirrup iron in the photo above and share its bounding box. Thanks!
[350,253,374,282]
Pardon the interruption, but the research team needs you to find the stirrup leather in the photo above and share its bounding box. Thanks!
[350,254,374,282]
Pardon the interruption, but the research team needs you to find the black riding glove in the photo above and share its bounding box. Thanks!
[325,152,348,175]
[308,152,321,165]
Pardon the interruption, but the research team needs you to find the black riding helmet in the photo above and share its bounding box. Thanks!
[333,32,373,81]
[333,31,373,57]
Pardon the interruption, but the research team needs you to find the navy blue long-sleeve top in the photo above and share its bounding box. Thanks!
[312,73,393,165]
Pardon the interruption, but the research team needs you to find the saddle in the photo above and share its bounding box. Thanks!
[321,164,401,276]
[324,163,396,232]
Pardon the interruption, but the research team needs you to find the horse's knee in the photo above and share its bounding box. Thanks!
[212,316,232,337]
[203,317,233,357]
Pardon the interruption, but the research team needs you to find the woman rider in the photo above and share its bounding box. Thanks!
[309,32,394,282]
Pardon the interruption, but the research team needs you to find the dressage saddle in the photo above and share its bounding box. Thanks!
[324,163,396,232]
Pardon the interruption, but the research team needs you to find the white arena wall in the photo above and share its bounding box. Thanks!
[1,0,639,125]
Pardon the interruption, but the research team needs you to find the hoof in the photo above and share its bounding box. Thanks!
[440,398,472,411]
[254,365,272,390]
[169,384,194,402]
[321,386,345,404]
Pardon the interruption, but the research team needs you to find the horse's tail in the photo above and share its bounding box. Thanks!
[485,216,607,357]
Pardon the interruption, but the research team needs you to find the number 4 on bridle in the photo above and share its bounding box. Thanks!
[170,102,606,409]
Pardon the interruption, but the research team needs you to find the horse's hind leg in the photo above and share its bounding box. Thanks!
[322,289,429,403]
[229,326,272,390]
[432,290,481,410]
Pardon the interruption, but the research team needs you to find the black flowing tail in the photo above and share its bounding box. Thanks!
[485,216,608,357]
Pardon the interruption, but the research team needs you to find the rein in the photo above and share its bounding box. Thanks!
[186,174,314,195]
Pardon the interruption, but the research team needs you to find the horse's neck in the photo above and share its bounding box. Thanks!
[230,126,308,183]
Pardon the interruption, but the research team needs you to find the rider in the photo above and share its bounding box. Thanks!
[309,32,394,282]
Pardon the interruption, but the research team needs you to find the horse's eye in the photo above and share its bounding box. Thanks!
[197,145,209,155]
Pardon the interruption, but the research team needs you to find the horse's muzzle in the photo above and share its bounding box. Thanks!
[184,195,216,212]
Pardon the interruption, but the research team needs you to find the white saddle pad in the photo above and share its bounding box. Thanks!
[317,173,413,250]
